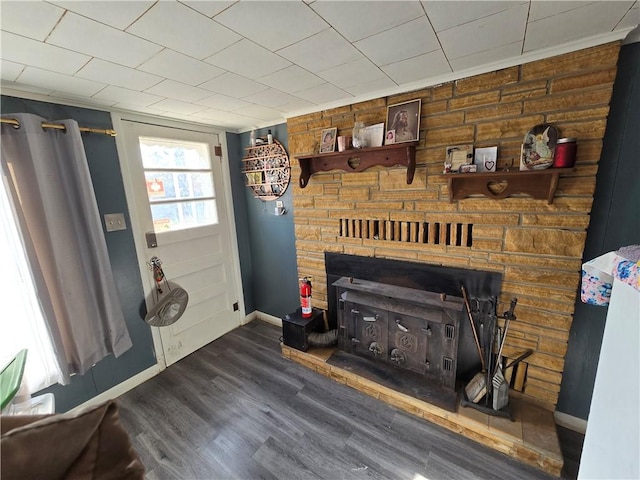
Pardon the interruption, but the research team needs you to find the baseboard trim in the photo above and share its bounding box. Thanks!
[554,410,588,434]
[70,364,161,413]
[255,311,282,327]
[243,310,258,325]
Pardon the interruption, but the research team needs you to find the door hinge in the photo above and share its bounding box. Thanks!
[233,302,239,311]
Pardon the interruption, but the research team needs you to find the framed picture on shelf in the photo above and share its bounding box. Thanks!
[446,144,474,172]
[386,99,421,143]
[385,129,396,145]
[474,146,498,172]
[319,127,337,153]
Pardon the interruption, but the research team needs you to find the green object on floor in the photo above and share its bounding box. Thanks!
[0,349,27,411]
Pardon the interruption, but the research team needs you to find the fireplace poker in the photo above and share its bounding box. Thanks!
[460,285,484,370]
[461,285,489,403]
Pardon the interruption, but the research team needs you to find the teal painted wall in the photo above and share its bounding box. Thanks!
[227,125,299,319]
[556,42,640,420]
[1,96,156,412]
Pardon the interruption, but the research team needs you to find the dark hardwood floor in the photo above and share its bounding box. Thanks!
[117,320,583,480]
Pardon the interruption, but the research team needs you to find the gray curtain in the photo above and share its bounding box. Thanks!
[1,113,132,383]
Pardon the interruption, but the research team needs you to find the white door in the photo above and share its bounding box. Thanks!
[120,121,241,366]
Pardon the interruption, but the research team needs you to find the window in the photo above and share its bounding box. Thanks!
[139,137,218,232]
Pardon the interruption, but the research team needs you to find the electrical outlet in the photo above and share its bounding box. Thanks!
[104,213,127,232]
[276,200,283,208]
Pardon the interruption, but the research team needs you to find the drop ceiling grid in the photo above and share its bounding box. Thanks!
[0,0,637,130]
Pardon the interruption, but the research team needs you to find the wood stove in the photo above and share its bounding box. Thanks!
[334,277,463,391]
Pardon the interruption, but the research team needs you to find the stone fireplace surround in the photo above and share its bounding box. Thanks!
[288,42,620,410]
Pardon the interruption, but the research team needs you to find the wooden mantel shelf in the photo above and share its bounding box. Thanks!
[297,142,418,188]
[443,168,574,204]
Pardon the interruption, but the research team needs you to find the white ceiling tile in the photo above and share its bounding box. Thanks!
[112,103,169,116]
[617,2,639,29]
[214,1,328,50]
[241,88,300,108]
[192,109,257,127]
[423,1,524,32]
[438,3,528,59]
[75,59,162,91]
[293,83,352,104]
[354,17,439,67]
[199,72,269,98]
[145,79,211,103]
[148,99,208,115]
[525,2,636,51]
[1,81,55,96]
[1,60,25,82]
[17,67,106,97]
[50,1,155,30]
[256,65,325,93]
[126,1,240,59]
[204,39,291,79]
[381,49,451,84]
[528,1,598,22]
[317,58,387,89]
[138,49,225,86]
[1,31,91,75]
[449,41,523,71]
[46,12,162,68]
[278,28,363,73]
[51,92,118,107]
[0,1,64,41]
[273,98,317,114]
[179,1,236,18]
[93,85,165,106]
[195,94,253,111]
[232,104,286,122]
[310,1,425,42]
[343,76,398,96]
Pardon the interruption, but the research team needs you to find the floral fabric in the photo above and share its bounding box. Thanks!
[581,246,640,306]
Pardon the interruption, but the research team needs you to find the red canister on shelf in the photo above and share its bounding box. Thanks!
[553,138,577,168]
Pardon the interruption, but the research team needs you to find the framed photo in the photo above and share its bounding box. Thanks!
[364,123,385,147]
[319,127,337,153]
[446,144,474,172]
[386,99,421,143]
[474,146,498,172]
[385,129,396,145]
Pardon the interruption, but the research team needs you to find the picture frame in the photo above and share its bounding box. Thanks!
[446,144,474,172]
[319,127,337,153]
[385,129,396,145]
[386,99,421,143]
[474,146,498,172]
[364,123,385,147]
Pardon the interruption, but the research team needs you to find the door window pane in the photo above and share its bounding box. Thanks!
[139,136,218,232]
[150,200,218,232]
[139,137,210,169]
[145,171,214,201]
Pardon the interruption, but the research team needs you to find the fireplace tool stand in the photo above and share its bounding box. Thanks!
[460,294,518,420]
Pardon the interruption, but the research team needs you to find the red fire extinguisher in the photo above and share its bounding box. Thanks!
[300,277,312,318]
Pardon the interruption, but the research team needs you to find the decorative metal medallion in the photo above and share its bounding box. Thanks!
[395,331,418,352]
[364,323,381,340]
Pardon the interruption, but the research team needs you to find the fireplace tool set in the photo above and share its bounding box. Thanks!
[460,285,528,419]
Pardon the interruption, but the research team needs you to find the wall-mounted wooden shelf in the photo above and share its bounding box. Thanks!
[297,142,418,188]
[242,140,290,201]
[443,168,574,204]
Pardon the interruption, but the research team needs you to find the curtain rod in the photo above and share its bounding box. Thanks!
[1,118,117,137]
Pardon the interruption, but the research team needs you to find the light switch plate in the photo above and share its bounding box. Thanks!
[104,213,127,232]
[276,201,284,208]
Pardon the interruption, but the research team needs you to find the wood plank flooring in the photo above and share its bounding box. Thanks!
[117,320,582,479]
